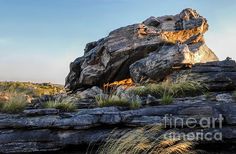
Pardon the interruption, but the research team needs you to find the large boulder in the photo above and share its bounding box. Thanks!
[130,42,217,83]
[65,8,218,92]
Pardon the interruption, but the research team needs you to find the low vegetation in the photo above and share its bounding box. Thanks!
[0,81,65,97]
[97,125,196,154]
[130,99,142,109]
[129,81,206,98]
[232,91,236,101]
[97,81,205,108]
[43,100,76,112]
[0,93,27,113]
[160,92,173,104]
[96,95,141,109]
[0,81,65,113]
[96,95,129,107]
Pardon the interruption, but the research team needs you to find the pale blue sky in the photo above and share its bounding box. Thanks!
[0,0,235,84]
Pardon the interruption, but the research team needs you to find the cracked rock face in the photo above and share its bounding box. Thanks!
[65,8,218,92]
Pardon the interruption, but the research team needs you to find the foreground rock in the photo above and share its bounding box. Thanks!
[0,93,236,153]
[65,8,218,92]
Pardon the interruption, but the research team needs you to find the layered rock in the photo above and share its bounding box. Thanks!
[65,8,218,92]
[130,42,217,83]
[0,93,236,153]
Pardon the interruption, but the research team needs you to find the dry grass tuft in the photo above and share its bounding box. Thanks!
[97,126,197,154]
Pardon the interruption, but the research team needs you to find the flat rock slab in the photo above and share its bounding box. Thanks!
[0,96,235,129]
[23,109,59,116]
[0,94,235,153]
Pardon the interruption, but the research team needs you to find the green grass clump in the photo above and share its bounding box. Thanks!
[130,100,142,109]
[96,95,130,107]
[160,93,173,105]
[96,95,142,109]
[130,84,164,96]
[43,100,76,112]
[129,81,206,98]
[97,125,195,154]
[0,94,27,113]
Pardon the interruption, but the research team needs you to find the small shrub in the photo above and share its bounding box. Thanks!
[43,100,76,112]
[0,94,27,113]
[96,95,130,107]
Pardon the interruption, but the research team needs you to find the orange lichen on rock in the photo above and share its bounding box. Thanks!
[162,23,207,44]
[137,24,148,37]
[103,78,134,89]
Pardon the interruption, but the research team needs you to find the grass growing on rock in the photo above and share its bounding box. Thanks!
[160,93,173,104]
[0,94,27,113]
[129,81,206,98]
[97,125,196,154]
[130,99,142,109]
[96,95,141,109]
[96,95,130,107]
[232,91,236,101]
[43,100,76,112]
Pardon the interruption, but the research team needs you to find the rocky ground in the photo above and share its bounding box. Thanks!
[1,8,236,154]
[1,92,236,153]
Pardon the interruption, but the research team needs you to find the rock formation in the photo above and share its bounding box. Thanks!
[130,42,217,83]
[65,8,218,92]
[1,8,236,154]
[1,93,236,153]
